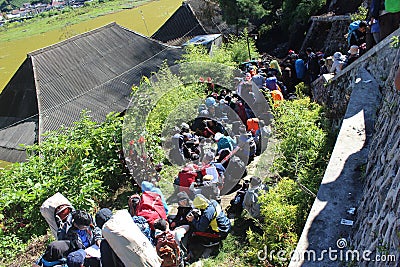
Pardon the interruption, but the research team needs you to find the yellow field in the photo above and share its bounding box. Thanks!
[0,0,182,92]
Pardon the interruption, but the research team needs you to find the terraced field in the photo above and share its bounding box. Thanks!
[0,0,182,92]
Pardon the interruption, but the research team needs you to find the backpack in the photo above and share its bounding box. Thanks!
[35,257,67,267]
[177,167,198,194]
[132,191,167,230]
[226,181,249,218]
[347,20,361,46]
[243,185,268,218]
[221,156,247,195]
[155,231,181,267]
[132,215,153,244]
[307,53,320,74]
[217,136,234,152]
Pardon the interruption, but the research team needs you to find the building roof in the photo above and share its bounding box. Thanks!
[0,22,182,162]
[151,2,208,46]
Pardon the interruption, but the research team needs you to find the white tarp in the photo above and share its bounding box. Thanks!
[102,210,162,267]
[40,192,73,238]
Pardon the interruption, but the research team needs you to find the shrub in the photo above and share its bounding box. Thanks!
[0,112,127,260]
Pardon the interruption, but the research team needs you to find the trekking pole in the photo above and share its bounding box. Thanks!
[220,137,254,164]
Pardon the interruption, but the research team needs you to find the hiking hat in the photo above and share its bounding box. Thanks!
[214,132,224,141]
[67,249,86,267]
[95,208,113,229]
[250,176,262,187]
[43,240,71,262]
[203,175,214,181]
[177,191,190,202]
[205,97,216,108]
[202,151,215,164]
[348,45,359,55]
[193,194,210,210]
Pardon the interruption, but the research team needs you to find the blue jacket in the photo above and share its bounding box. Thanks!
[141,181,169,214]
[191,200,231,238]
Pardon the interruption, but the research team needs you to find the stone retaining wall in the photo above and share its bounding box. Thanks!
[312,28,400,266]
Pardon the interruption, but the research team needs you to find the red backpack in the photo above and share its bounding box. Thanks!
[178,166,198,194]
[155,231,181,267]
[131,191,167,230]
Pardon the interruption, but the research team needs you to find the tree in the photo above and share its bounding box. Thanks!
[218,0,266,32]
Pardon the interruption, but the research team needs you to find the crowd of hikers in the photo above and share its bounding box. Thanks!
[33,4,400,264]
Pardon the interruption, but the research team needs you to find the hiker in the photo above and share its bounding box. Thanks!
[305,47,320,84]
[170,191,193,229]
[268,60,282,78]
[57,210,102,267]
[330,52,346,75]
[214,132,236,153]
[141,180,170,215]
[349,21,367,55]
[186,194,231,261]
[319,59,329,76]
[66,249,86,267]
[182,132,200,161]
[344,45,360,68]
[243,176,269,219]
[370,0,400,41]
[154,219,187,267]
[295,56,307,83]
[35,240,71,267]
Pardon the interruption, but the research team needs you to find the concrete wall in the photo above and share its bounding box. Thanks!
[311,28,400,266]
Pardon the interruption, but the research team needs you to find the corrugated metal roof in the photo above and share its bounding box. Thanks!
[29,22,182,141]
[0,23,182,161]
[151,2,208,45]
[0,118,37,162]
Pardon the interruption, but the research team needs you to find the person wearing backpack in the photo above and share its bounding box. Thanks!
[305,47,320,84]
[186,195,231,262]
[348,21,367,55]
[34,240,71,267]
[243,177,269,219]
[154,219,187,267]
[57,210,102,267]
[187,195,231,240]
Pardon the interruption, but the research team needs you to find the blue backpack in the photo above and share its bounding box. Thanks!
[347,20,361,46]
[35,257,67,267]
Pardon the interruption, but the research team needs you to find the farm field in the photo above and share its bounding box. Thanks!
[0,0,182,92]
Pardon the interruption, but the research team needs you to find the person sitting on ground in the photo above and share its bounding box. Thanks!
[154,218,190,247]
[57,210,102,267]
[243,176,269,219]
[141,180,170,215]
[170,191,193,229]
[186,194,231,241]
[214,132,236,153]
[34,240,72,267]
[330,52,346,75]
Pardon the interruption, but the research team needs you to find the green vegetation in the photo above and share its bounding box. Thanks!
[202,97,333,266]
[218,0,325,36]
[350,5,368,22]
[0,33,335,267]
[0,112,130,264]
[0,0,182,93]
[0,0,149,41]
